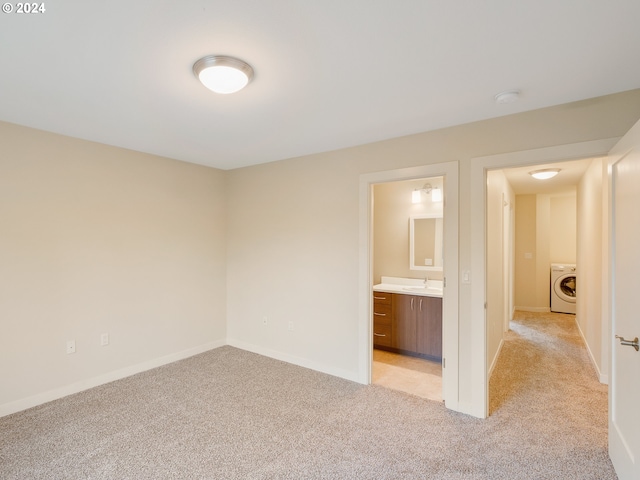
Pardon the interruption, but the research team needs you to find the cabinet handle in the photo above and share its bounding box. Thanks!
[373,333,386,337]
[420,298,423,311]
[374,313,386,317]
[411,297,414,310]
[373,296,387,300]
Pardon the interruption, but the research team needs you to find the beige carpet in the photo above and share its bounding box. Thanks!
[0,311,616,479]
[372,349,442,402]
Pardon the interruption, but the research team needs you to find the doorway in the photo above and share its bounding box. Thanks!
[371,177,445,401]
[485,163,582,382]
[358,161,459,410]
[471,138,617,417]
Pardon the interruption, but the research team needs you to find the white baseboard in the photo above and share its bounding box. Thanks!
[488,338,505,380]
[227,338,360,384]
[0,340,226,418]
[514,306,551,313]
[573,319,608,385]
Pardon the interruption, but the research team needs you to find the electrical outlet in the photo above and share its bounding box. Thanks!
[100,333,109,346]
[66,340,76,354]
[288,321,295,332]
[262,316,268,326]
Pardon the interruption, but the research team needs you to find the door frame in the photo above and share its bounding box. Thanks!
[359,161,459,410]
[470,138,619,417]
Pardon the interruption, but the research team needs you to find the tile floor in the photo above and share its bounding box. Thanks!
[372,349,442,402]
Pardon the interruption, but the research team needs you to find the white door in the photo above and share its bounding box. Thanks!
[609,118,640,479]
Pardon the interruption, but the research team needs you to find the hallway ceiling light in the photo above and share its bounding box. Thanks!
[529,168,560,180]
[193,55,254,94]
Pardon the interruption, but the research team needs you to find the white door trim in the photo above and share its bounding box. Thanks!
[470,137,619,418]
[359,161,459,410]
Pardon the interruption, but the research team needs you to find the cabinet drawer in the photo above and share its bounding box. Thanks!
[372,292,392,306]
[373,309,391,325]
[373,302,392,322]
[373,323,392,347]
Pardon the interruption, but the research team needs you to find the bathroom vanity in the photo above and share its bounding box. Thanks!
[373,277,443,361]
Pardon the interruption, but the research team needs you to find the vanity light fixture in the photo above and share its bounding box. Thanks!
[529,168,560,180]
[193,55,254,94]
[412,183,442,203]
[431,186,442,202]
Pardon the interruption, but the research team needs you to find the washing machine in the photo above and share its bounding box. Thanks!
[550,264,576,314]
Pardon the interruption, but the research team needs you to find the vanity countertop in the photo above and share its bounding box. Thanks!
[373,276,443,298]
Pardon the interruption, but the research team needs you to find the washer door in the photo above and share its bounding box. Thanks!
[554,274,576,303]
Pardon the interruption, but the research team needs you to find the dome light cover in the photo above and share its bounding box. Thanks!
[529,168,560,180]
[193,55,254,94]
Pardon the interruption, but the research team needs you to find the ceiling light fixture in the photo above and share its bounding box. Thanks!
[193,55,254,94]
[494,90,520,104]
[529,168,560,180]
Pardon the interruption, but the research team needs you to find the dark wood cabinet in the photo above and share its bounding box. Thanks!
[372,292,393,348]
[416,296,442,359]
[392,294,417,352]
[373,290,442,360]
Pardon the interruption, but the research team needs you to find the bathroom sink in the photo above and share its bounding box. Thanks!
[402,286,443,294]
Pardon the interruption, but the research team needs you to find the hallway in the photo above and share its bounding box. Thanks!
[488,310,614,477]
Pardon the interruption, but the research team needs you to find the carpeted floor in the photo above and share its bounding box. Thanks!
[0,311,616,479]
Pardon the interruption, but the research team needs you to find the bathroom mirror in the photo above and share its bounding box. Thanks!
[409,214,443,271]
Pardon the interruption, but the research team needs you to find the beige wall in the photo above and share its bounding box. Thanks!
[514,195,537,309]
[0,122,227,414]
[486,170,515,375]
[514,191,576,310]
[535,195,552,308]
[576,158,607,381]
[3,89,640,417]
[226,90,640,412]
[373,178,444,283]
[550,195,577,264]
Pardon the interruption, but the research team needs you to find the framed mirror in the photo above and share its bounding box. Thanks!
[409,213,443,271]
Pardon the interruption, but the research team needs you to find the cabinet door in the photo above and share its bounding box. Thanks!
[417,296,442,359]
[393,294,417,352]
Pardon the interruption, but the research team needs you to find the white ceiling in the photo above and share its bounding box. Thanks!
[1,1,640,170]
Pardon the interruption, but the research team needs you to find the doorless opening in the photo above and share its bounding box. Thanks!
[358,161,459,411]
[371,177,445,401]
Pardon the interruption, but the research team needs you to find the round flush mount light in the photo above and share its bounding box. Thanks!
[494,90,520,104]
[529,168,560,180]
[193,55,254,94]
